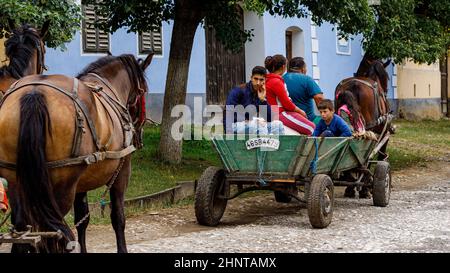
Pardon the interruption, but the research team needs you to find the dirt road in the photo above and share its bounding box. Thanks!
[83,161,449,253]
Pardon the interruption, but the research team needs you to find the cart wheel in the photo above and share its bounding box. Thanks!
[307,174,334,229]
[274,190,292,203]
[372,161,391,207]
[195,167,229,226]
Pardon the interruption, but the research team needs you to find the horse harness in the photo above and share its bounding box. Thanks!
[0,75,137,170]
[336,78,389,130]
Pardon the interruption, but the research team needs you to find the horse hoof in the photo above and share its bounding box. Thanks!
[344,188,356,198]
[358,191,372,199]
[389,125,397,134]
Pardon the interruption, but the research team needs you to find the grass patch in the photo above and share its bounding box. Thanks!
[388,119,450,170]
[86,125,220,203]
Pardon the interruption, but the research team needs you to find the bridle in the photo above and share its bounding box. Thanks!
[127,78,147,149]
[35,39,47,74]
[87,68,147,149]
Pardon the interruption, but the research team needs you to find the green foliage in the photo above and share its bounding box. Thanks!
[0,0,81,50]
[90,0,449,63]
[242,0,376,44]
[365,0,450,64]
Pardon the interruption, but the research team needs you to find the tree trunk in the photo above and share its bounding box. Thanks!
[158,0,204,163]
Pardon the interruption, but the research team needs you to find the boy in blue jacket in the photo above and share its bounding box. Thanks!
[313,99,352,137]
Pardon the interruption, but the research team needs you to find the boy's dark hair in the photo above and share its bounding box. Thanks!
[252,66,267,76]
[318,99,334,111]
[264,54,287,73]
[288,57,306,72]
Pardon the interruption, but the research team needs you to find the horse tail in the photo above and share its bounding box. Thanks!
[14,89,74,252]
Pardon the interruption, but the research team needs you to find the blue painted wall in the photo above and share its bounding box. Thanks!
[45,22,206,94]
[44,15,393,102]
[315,22,364,99]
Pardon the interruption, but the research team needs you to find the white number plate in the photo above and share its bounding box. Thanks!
[245,138,280,150]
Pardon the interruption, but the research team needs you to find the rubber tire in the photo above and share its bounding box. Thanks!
[274,190,292,203]
[195,167,229,226]
[307,174,334,229]
[372,161,391,207]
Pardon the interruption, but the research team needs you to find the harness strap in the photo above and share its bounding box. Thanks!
[92,92,116,150]
[48,145,136,168]
[91,85,133,148]
[2,80,102,151]
[87,73,128,111]
[71,79,85,157]
[82,76,134,149]
[0,145,136,170]
[338,78,378,92]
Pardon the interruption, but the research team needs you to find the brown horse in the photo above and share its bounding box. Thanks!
[335,55,393,198]
[0,22,49,94]
[335,54,392,139]
[0,53,153,253]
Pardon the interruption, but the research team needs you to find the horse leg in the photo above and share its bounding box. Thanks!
[344,186,356,198]
[110,157,131,253]
[74,192,90,253]
[10,211,36,253]
[8,186,36,253]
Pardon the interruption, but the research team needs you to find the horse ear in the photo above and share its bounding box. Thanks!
[107,50,113,56]
[7,18,16,33]
[140,52,154,71]
[40,20,50,39]
[383,59,392,68]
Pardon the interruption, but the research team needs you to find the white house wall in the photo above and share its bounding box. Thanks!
[244,11,266,79]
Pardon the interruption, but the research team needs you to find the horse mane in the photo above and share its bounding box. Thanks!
[76,54,148,94]
[366,61,389,92]
[0,24,42,79]
[356,56,389,92]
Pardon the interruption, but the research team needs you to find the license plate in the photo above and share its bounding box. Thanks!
[245,137,280,150]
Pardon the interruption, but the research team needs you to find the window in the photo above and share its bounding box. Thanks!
[138,28,163,55]
[82,3,109,53]
[336,27,351,55]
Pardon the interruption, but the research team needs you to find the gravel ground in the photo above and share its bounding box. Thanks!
[1,161,449,253]
[87,161,450,253]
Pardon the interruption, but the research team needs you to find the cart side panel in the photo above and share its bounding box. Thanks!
[334,139,376,172]
[297,138,350,177]
[213,135,304,174]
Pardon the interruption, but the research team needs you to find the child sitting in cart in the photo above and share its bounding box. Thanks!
[336,90,365,134]
[313,99,352,137]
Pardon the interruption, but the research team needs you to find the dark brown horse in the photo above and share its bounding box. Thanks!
[0,53,153,253]
[335,54,392,198]
[335,54,392,139]
[0,22,49,94]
